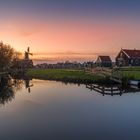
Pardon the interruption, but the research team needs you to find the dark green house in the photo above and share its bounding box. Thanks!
[95,56,112,67]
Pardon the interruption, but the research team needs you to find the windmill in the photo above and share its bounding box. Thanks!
[24,47,33,60]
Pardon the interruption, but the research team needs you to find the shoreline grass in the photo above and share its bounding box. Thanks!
[122,71,140,81]
[113,67,140,84]
[26,69,110,84]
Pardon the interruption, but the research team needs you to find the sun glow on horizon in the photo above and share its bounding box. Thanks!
[0,1,140,62]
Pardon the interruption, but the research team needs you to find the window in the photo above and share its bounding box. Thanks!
[131,59,133,64]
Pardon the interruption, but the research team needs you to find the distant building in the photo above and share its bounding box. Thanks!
[83,61,94,68]
[116,49,140,66]
[34,61,83,69]
[11,47,33,70]
[95,56,112,67]
[12,59,33,69]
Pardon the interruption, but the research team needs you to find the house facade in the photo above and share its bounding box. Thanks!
[95,56,112,67]
[116,49,140,67]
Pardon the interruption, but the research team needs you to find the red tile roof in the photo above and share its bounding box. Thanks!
[122,49,140,58]
[99,56,112,62]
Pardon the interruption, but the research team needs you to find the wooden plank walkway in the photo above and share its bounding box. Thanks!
[85,67,123,83]
[110,69,123,83]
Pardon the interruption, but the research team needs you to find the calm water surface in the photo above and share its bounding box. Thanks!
[0,79,140,140]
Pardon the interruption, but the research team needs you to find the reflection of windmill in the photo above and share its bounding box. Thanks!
[24,79,33,93]
[24,47,33,60]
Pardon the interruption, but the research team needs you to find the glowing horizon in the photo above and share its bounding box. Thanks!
[0,0,140,62]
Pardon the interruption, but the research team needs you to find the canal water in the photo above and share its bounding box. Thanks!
[0,79,140,140]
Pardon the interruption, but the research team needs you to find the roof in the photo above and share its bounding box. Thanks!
[98,56,112,62]
[122,49,140,58]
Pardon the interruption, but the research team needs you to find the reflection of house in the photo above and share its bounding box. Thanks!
[95,56,112,67]
[116,49,140,66]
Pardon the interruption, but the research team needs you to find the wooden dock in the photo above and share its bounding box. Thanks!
[85,67,123,84]
[110,68,123,83]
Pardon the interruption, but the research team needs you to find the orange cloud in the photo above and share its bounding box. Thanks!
[20,31,35,37]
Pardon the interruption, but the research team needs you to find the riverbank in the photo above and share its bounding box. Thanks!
[26,67,140,85]
[117,67,140,81]
[26,69,110,84]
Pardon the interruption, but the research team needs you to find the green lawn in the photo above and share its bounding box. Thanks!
[116,67,140,71]
[122,71,140,80]
[27,67,140,84]
[114,67,140,81]
[27,69,108,84]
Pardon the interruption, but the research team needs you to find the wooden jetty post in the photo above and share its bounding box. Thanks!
[110,68,123,84]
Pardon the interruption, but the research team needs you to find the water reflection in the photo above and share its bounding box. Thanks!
[0,78,33,105]
[0,79,140,140]
[0,78,140,106]
[24,78,33,93]
[0,84,15,105]
[86,84,140,96]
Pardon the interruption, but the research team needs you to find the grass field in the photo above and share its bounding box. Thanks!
[122,71,140,80]
[26,67,140,84]
[118,67,140,71]
[27,69,109,84]
[114,67,140,81]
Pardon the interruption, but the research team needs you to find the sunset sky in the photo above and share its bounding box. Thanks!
[1,0,140,62]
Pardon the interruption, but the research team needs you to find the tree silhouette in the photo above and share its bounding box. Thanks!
[0,42,15,71]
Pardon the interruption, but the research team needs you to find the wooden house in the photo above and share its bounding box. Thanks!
[95,56,112,67]
[116,49,140,66]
